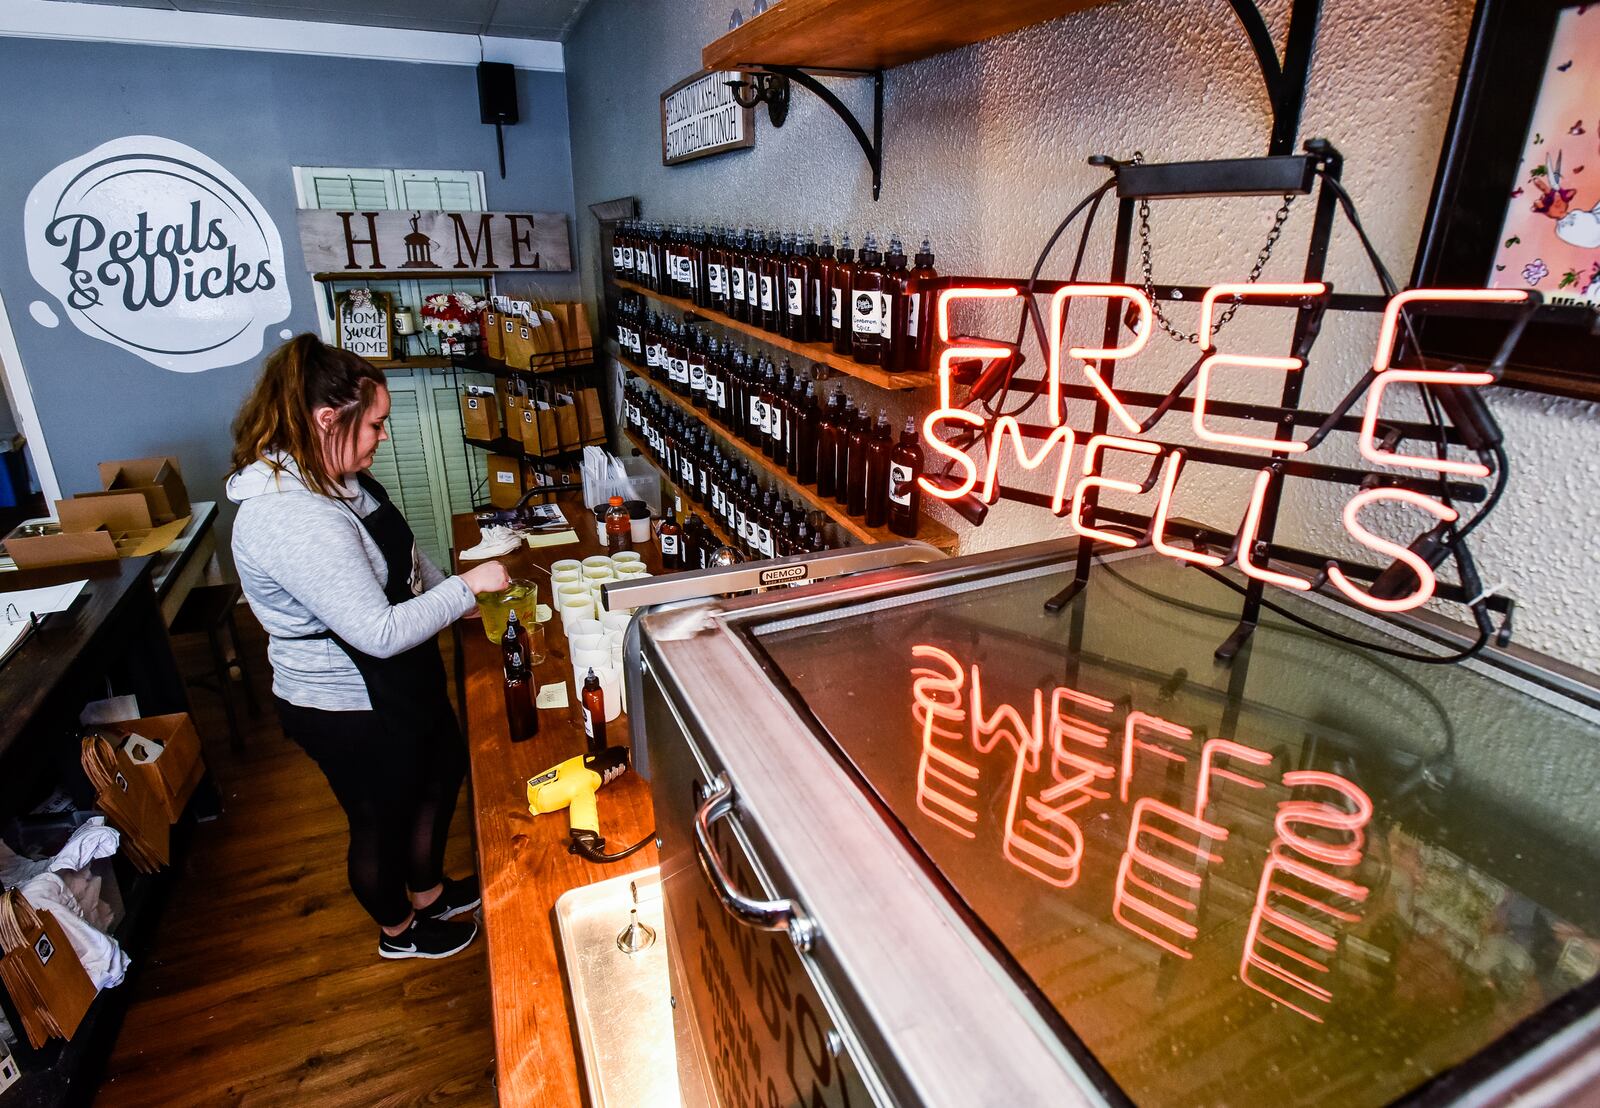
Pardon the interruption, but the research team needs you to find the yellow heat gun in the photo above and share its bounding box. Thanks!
[527,746,653,863]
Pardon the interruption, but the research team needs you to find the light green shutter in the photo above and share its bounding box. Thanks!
[366,382,450,568]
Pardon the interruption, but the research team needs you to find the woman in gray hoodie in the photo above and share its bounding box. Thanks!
[227,334,510,960]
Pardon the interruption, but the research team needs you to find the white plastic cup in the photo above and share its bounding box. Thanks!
[598,665,623,722]
[610,551,643,567]
[556,582,592,610]
[629,518,651,544]
[552,567,583,585]
[560,600,595,627]
[571,618,604,640]
[601,610,631,637]
[570,632,606,656]
[552,559,582,576]
[581,555,613,571]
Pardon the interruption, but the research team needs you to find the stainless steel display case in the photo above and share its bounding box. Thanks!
[629,541,1600,1107]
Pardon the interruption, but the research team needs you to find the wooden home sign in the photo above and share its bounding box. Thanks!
[297,209,573,275]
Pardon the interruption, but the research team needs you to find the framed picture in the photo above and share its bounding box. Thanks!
[1412,0,1600,399]
[334,288,392,362]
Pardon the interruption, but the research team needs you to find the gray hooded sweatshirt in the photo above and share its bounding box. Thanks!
[227,454,475,711]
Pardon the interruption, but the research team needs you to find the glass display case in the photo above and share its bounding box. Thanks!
[634,542,1600,1107]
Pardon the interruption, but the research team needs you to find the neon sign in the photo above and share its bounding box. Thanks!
[921,284,1530,617]
[909,644,1375,1023]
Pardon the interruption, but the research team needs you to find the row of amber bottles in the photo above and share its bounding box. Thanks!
[619,332,925,537]
[626,380,850,561]
[609,221,938,375]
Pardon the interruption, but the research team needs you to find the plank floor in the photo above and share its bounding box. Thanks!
[96,614,499,1107]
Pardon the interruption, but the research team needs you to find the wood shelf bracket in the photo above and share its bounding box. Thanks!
[1226,0,1322,156]
[731,66,885,200]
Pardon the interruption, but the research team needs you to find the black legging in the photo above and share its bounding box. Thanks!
[275,696,468,928]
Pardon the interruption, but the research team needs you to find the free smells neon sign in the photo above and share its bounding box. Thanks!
[911,645,1373,1023]
[921,284,1529,614]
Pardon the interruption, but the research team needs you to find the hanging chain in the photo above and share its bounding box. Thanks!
[1130,150,1299,344]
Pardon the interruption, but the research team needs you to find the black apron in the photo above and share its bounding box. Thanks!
[293,473,454,739]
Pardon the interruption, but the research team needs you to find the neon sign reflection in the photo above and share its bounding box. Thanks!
[910,645,1375,1023]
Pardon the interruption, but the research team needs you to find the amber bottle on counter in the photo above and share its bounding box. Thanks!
[659,512,684,570]
[830,234,856,355]
[887,416,925,538]
[581,669,606,756]
[816,387,843,499]
[845,406,871,516]
[864,408,893,527]
[503,611,538,743]
[851,233,890,367]
[831,395,855,504]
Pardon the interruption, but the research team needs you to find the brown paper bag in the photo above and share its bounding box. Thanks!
[482,307,504,360]
[101,713,205,824]
[502,314,533,369]
[0,890,97,1048]
[81,735,170,872]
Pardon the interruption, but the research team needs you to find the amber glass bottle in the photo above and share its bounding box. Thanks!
[864,408,893,527]
[729,229,751,323]
[796,379,820,485]
[845,406,871,516]
[830,234,856,356]
[581,669,606,756]
[850,233,889,366]
[502,612,538,742]
[815,233,836,345]
[831,395,855,504]
[770,364,790,468]
[785,233,816,343]
[759,234,783,333]
[659,512,684,570]
[887,416,925,538]
[896,238,939,374]
[816,387,842,498]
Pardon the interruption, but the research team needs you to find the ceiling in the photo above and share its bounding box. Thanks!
[44,0,592,40]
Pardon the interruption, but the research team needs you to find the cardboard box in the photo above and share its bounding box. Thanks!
[3,494,188,570]
[99,713,205,824]
[461,386,501,442]
[487,453,523,508]
[96,456,189,523]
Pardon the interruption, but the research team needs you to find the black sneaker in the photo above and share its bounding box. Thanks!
[378,915,478,960]
[415,875,482,922]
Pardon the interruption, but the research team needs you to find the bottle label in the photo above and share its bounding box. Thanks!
[736,508,749,536]
[787,277,804,314]
[769,409,784,440]
[853,290,883,334]
[812,278,823,316]
[758,525,774,557]
[622,246,634,269]
[760,276,776,311]
[676,255,694,285]
[661,533,679,554]
[583,704,594,739]
[890,461,914,506]
[674,491,684,514]
[611,246,622,268]
[713,486,724,514]
[907,294,920,339]
[880,292,893,340]
[732,268,746,301]
[646,343,661,368]
[709,265,725,294]
[690,364,706,390]
[664,251,678,278]
[751,396,765,432]
[671,357,689,384]
[831,287,843,328]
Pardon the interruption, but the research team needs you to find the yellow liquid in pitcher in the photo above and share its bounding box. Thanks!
[478,581,538,643]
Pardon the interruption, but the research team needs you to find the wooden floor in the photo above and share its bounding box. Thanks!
[95,614,499,1107]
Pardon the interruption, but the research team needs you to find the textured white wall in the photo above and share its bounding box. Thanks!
[564,0,1600,670]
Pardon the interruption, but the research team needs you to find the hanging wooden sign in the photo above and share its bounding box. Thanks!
[661,70,755,165]
[334,288,392,360]
[298,209,573,274]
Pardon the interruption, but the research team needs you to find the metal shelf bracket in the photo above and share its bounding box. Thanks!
[731,65,885,200]
[1227,0,1322,156]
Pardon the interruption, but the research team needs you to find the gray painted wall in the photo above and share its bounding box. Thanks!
[564,0,1600,670]
[0,37,579,518]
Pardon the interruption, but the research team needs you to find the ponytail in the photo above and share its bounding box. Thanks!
[230,333,386,497]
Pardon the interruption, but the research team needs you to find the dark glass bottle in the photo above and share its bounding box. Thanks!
[830,233,856,356]
[770,364,789,468]
[666,320,689,396]
[502,611,538,742]
[882,235,908,368]
[816,387,842,498]
[757,362,778,460]
[688,226,708,309]
[581,668,606,755]
[705,228,726,312]
[797,379,821,485]
[845,406,870,516]
[785,233,816,342]
[689,328,709,409]
[897,237,939,374]
[659,512,684,570]
[887,416,925,538]
[729,229,751,323]
[864,408,893,527]
[813,233,834,345]
[851,233,889,366]
[832,396,855,505]
[760,235,785,332]
[782,371,802,477]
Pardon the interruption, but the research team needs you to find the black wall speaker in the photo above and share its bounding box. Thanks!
[477,62,519,125]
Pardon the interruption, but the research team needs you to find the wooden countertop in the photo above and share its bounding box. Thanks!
[451,500,660,1108]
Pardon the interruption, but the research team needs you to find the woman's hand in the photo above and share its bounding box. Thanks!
[461,560,512,596]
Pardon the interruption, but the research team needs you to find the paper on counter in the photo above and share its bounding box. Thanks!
[536,604,553,623]
[536,683,569,709]
[525,529,579,549]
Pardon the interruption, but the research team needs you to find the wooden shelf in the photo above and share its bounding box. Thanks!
[621,354,959,555]
[613,277,933,391]
[703,0,1116,71]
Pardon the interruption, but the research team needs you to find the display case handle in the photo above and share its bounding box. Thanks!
[693,773,818,954]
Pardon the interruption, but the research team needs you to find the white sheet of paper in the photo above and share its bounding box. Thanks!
[1,580,87,621]
[536,683,569,709]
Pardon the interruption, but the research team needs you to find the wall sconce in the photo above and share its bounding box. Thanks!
[726,72,790,128]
